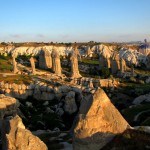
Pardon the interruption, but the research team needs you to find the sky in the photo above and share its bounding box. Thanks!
[0,0,150,43]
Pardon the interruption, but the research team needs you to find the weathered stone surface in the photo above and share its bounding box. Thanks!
[51,48,62,76]
[41,92,55,101]
[39,48,52,69]
[30,57,36,75]
[70,47,82,78]
[0,94,19,118]
[6,115,48,150]
[64,91,77,114]
[73,89,129,150]
[120,58,126,73]
[133,93,150,105]
[12,53,18,74]
[111,53,120,74]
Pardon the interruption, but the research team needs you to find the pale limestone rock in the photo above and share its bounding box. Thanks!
[4,83,9,89]
[12,53,18,74]
[39,48,52,69]
[6,115,48,150]
[21,84,27,90]
[73,89,129,150]
[99,55,107,70]
[64,91,77,114]
[70,48,82,78]
[120,58,126,73]
[12,83,19,90]
[88,79,93,88]
[111,53,120,74]
[5,89,11,94]
[133,93,150,105]
[86,46,92,57]
[0,94,19,118]
[30,57,36,75]
[44,49,52,69]
[51,48,62,76]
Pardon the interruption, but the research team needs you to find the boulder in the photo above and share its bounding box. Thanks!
[0,94,19,118]
[6,115,48,150]
[64,91,77,114]
[133,93,150,105]
[73,89,130,150]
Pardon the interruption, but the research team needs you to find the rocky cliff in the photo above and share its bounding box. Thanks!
[73,88,130,150]
[0,94,48,150]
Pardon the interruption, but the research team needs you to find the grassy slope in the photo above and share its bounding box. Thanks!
[0,55,13,73]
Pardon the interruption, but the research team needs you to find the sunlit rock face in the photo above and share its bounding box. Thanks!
[51,48,62,76]
[73,89,129,150]
[6,115,48,150]
[0,94,48,150]
[39,48,52,69]
[119,48,147,66]
[70,47,82,78]
[4,45,74,56]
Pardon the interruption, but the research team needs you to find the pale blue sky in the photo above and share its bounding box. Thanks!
[0,0,150,42]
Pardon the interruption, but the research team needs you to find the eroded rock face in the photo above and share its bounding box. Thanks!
[73,89,129,150]
[30,57,36,75]
[51,48,62,76]
[12,53,18,74]
[39,48,52,69]
[0,94,48,150]
[70,47,82,79]
[0,94,19,118]
[133,93,150,105]
[6,115,48,150]
[64,91,77,114]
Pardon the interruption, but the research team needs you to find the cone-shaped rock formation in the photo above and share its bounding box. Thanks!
[73,88,130,150]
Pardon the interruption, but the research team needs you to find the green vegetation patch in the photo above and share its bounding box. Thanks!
[141,117,150,126]
[0,55,13,72]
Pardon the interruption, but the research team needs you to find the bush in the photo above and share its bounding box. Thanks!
[101,67,110,78]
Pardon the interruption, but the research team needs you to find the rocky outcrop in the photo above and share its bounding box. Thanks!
[39,49,52,69]
[0,94,47,150]
[0,77,119,101]
[133,93,150,105]
[119,48,147,66]
[30,57,36,75]
[64,91,77,114]
[111,53,120,74]
[6,115,47,150]
[12,53,18,74]
[120,58,126,73]
[73,89,129,150]
[51,48,62,76]
[0,94,19,119]
[70,47,82,78]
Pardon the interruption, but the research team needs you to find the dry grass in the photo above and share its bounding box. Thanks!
[0,74,32,85]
